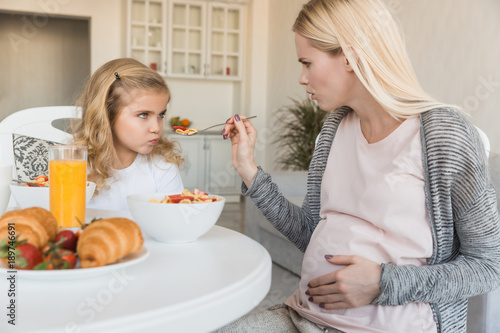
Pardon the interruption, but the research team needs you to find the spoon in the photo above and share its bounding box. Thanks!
[12,179,45,187]
[174,115,257,136]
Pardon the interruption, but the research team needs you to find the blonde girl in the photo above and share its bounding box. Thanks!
[218,0,500,332]
[73,58,184,211]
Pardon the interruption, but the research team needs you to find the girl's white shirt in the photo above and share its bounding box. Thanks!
[87,154,184,211]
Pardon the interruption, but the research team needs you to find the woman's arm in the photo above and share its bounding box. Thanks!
[374,109,500,305]
[242,167,317,252]
[374,185,500,305]
[223,115,318,251]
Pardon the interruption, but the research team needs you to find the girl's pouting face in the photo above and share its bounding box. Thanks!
[112,88,169,167]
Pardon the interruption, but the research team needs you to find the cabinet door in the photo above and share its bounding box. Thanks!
[168,0,206,78]
[175,136,205,191]
[207,3,244,80]
[205,136,241,195]
[127,0,167,74]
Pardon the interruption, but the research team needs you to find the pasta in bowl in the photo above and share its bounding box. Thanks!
[127,189,225,243]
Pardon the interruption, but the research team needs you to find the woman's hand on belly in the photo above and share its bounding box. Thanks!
[305,255,381,310]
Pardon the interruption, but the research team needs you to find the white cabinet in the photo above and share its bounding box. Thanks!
[127,0,246,80]
[206,2,244,79]
[168,0,206,78]
[127,0,167,73]
[175,134,241,201]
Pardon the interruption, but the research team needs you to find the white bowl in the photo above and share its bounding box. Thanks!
[9,181,96,210]
[127,192,225,243]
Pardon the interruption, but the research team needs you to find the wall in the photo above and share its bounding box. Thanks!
[0,0,124,72]
[263,0,304,170]
[261,0,500,171]
[394,0,500,155]
[0,0,124,120]
[166,79,236,128]
[243,0,270,170]
[0,12,90,119]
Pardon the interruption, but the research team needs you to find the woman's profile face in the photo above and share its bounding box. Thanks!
[295,33,356,111]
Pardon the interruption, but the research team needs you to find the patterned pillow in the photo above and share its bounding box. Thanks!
[12,134,61,181]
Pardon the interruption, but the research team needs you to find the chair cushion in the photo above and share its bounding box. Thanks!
[12,134,61,181]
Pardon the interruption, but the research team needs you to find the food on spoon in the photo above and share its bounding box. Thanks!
[175,127,198,135]
[0,207,58,249]
[0,238,43,270]
[19,175,92,188]
[149,188,221,204]
[77,217,144,268]
[173,125,187,131]
[24,175,49,187]
[24,174,49,187]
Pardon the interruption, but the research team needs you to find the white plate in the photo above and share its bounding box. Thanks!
[0,247,149,280]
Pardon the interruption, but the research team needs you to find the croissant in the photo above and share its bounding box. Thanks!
[77,217,144,268]
[0,207,58,249]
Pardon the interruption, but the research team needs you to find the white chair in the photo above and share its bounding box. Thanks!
[0,106,81,207]
[0,106,81,167]
[475,126,490,158]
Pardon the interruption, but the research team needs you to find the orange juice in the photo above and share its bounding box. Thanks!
[49,159,87,227]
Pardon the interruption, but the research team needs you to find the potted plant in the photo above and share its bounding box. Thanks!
[274,98,328,170]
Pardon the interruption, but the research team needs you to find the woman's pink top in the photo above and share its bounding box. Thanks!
[285,112,437,332]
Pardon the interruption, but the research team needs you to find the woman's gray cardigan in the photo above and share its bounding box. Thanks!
[243,107,500,332]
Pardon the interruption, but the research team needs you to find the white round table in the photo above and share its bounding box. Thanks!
[0,210,272,333]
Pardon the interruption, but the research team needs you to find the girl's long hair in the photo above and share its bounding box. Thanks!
[293,0,460,118]
[72,58,183,194]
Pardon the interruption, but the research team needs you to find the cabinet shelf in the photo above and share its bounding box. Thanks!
[172,48,202,52]
[172,25,202,30]
[127,0,244,81]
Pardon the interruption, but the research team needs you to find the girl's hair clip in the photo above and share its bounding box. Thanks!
[114,72,120,80]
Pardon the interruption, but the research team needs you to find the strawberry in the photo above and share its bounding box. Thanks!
[194,188,207,196]
[170,196,194,203]
[15,243,43,269]
[173,126,188,131]
[35,242,77,270]
[0,237,43,270]
[54,229,78,252]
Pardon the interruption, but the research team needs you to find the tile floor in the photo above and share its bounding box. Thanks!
[215,201,300,314]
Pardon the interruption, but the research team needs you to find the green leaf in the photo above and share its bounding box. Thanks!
[34,262,50,270]
[274,98,328,170]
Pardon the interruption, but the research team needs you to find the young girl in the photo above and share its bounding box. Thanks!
[72,58,184,211]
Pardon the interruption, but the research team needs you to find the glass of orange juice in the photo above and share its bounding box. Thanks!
[48,145,87,228]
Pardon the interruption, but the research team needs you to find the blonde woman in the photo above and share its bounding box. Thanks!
[218,0,500,332]
[73,58,184,211]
